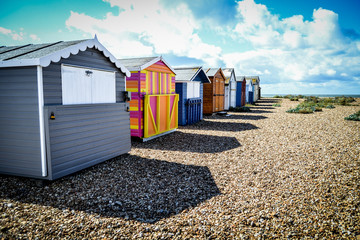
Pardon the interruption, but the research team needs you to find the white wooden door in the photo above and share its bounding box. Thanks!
[61,65,116,105]
[224,85,230,110]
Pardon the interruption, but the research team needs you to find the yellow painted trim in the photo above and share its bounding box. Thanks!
[140,70,147,74]
[126,88,138,92]
[158,72,162,94]
[146,71,149,94]
[169,94,178,128]
[144,95,149,138]
[143,94,178,139]
[152,72,156,94]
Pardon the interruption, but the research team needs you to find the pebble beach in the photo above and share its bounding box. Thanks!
[1,98,359,239]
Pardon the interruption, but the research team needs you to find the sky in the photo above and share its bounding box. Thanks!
[1,0,360,95]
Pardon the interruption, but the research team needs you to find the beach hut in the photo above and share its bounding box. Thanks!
[245,78,254,104]
[0,37,131,180]
[203,68,226,114]
[253,76,260,101]
[245,76,260,103]
[222,68,237,110]
[174,67,211,126]
[236,76,246,107]
[120,56,178,140]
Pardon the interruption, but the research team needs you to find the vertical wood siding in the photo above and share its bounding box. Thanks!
[203,70,225,114]
[126,60,177,138]
[175,82,187,126]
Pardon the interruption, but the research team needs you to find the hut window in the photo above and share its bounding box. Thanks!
[187,82,200,98]
[61,65,116,105]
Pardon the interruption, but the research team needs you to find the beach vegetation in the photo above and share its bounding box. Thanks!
[344,110,360,121]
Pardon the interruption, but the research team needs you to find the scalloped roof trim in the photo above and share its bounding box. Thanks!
[0,37,130,77]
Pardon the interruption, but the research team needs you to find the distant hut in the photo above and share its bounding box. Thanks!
[253,76,260,101]
[120,56,178,141]
[203,68,226,114]
[245,78,254,104]
[236,76,246,107]
[0,37,131,180]
[245,76,260,103]
[174,67,210,125]
[222,68,237,110]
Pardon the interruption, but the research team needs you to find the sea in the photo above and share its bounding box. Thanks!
[261,94,360,98]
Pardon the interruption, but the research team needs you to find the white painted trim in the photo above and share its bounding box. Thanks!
[139,57,161,71]
[37,66,47,177]
[126,56,176,74]
[61,63,116,73]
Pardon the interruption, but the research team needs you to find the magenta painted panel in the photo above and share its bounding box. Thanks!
[150,71,153,94]
[155,60,166,66]
[131,129,142,137]
[149,96,157,125]
[130,111,143,118]
[131,92,140,100]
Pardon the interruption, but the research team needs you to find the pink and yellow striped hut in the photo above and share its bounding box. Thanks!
[119,56,178,141]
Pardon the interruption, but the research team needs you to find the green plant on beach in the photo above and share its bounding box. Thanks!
[335,96,355,105]
[286,106,314,114]
[344,110,360,121]
[272,103,281,107]
[273,94,305,100]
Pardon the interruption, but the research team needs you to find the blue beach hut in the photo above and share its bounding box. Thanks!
[174,67,210,125]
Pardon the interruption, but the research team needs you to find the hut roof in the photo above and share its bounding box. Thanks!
[205,68,226,80]
[119,56,175,74]
[174,66,210,83]
[245,76,260,85]
[0,36,130,77]
[236,76,245,82]
[222,68,235,84]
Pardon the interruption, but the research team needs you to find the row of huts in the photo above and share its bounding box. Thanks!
[0,37,260,180]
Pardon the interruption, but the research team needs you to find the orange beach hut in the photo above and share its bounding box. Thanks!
[119,57,178,141]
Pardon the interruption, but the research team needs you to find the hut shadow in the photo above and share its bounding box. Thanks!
[255,99,279,104]
[0,154,221,224]
[250,106,275,110]
[134,131,241,153]
[188,119,260,132]
[247,109,273,114]
[217,115,268,120]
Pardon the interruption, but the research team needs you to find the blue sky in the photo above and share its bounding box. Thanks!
[1,0,360,94]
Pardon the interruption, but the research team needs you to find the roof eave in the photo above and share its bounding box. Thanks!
[0,37,131,77]
[0,59,40,68]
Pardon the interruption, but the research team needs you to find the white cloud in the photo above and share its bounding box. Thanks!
[65,0,222,65]
[29,34,40,41]
[0,26,23,41]
[223,0,360,94]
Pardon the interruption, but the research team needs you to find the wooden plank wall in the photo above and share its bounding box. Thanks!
[126,60,176,138]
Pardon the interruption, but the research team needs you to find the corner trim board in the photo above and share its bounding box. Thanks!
[37,65,47,177]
